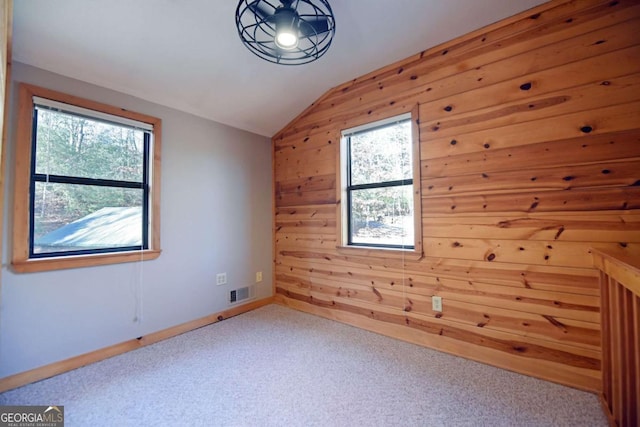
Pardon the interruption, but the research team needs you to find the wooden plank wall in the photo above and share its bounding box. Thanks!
[272,0,640,392]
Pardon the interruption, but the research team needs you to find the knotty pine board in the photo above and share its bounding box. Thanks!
[421,129,640,178]
[421,101,640,159]
[421,212,640,242]
[419,46,640,124]
[279,2,640,141]
[275,265,600,325]
[420,73,640,140]
[275,277,601,351]
[422,187,640,215]
[309,1,637,117]
[272,0,640,391]
[275,250,599,295]
[422,160,640,197]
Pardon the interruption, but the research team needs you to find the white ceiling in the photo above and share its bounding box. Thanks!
[13,0,547,137]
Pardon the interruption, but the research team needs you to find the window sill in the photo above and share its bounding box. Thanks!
[336,245,423,261]
[12,249,162,273]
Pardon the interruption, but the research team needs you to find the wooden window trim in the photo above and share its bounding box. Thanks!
[336,104,423,261]
[12,83,162,273]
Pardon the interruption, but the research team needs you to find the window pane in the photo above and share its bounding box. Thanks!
[350,120,412,186]
[350,185,414,247]
[34,107,144,182]
[33,182,143,254]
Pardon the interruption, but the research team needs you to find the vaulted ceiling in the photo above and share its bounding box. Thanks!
[13,0,547,137]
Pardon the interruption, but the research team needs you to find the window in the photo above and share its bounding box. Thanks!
[338,109,422,258]
[13,84,161,272]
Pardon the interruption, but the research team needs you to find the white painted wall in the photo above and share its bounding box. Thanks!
[0,63,273,378]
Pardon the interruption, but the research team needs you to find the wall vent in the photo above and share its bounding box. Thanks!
[229,286,255,304]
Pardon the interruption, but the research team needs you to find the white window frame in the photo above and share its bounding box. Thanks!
[337,106,423,260]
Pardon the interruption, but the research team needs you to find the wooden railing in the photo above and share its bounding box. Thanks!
[593,250,640,427]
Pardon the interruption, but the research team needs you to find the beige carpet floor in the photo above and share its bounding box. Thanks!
[0,304,607,426]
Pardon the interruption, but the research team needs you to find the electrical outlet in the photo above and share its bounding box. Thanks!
[256,271,263,282]
[432,296,443,312]
[216,273,227,286]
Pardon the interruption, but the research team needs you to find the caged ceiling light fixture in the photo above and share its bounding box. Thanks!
[235,0,336,65]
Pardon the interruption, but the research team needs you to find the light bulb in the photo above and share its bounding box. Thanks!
[274,6,299,50]
[276,31,298,49]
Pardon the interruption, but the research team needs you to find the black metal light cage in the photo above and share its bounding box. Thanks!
[236,0,336,65]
